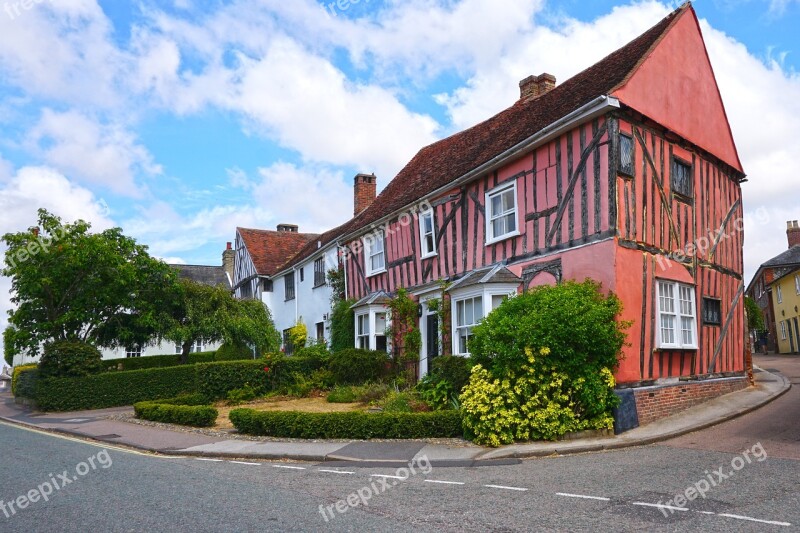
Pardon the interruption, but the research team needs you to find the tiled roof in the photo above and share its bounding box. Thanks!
[173,264,231,289]
[448,265,522,291]
[237,227,319,277]
[762,245,800,268]
[283,3,691,269]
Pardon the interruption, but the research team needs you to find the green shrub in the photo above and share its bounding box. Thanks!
[134,396,217,427]
[227,385,257,405]
[230,409,462,439]
[36,365,198,411]
[215,342,254,362]
[99,351,216,372]
[195,356,324,399]
[329,298,356,353]
[417,356,471,410]
[12,364,39,398]
[327,385,358,403]
[294,342,330,362]
[354,383,390,403]
[328,348,391,385]
[459,280,627,446]
[39,341,102,378]
[381,391,429,413]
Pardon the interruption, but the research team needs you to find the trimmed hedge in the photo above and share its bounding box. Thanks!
[214,342,254,362]
[327,348,391,385]
[99,351,216,372]
[36,365,198,411]
[196,357,324,399]
[12,365,39,398]
[229,409,463,439]
[134,394,217,427]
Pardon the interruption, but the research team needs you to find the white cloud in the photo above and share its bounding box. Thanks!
[27,109,161,197]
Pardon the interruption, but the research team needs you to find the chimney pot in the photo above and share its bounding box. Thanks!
[519,73,556,101]
[354,173,377,216]
[277,224,299,233]
[788,219,800,248]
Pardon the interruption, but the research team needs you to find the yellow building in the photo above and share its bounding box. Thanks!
[770,266,800,354]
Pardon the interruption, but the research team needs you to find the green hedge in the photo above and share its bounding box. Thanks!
[214,342,254,362]
[196,357,324,399]
[99,351,216,372]
[134,394,217,427]
[327,348,391,385]
[36,365,198,411]
[229,409,463,439]
[12,365,39,398]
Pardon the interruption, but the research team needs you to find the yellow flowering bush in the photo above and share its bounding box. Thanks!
[460,347,615,446]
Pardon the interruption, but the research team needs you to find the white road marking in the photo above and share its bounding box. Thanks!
[230,461,261,466]
[370,474,405,480]
[424,479,465,485]
[318,469,355,475]
[195,458,223,462]
[694,511,716,515]
[555,492,610,502]
[717,513,792,527]
[484,484,528,492]
[271,464,306,470]
[632,502,689,512]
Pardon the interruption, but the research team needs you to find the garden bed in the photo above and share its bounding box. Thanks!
[213,395,362,429]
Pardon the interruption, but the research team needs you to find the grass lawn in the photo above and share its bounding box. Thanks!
[213,395,364,429]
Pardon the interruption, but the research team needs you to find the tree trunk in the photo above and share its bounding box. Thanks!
[179,340,192,364]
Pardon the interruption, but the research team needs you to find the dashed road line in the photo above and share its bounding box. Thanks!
[230,461,261,466]
[317,469,355,475]
[484,484,528,492]
[555,492,610,502]
[717,513,792,527]
[370,474,405,480]
[424,479,465,486]
[195,458,224,462]
[632,502,689,512]
[271,464,306,470]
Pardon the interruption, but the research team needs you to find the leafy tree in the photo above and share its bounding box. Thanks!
[2,209,177,358]
[744,296,765,333]
[162,278,280,363]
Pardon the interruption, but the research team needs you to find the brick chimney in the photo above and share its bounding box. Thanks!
[354,173,377,216]
[277,224,299,233]
[788,220,800,248]
[519,73,556,101]
[222,242,234,281]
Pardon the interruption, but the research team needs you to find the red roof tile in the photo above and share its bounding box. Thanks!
[237,227,319,276]
[285,3,711,268]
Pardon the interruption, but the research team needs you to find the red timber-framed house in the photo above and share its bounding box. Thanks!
[338,3,749,422]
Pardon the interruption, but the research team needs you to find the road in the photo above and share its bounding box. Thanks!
[1,356,798,532]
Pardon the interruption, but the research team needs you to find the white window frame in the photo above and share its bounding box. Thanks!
[795,274,800,295]
[780,321,787,340]
[354,306,390,352]
[454,296,483,356]
[656,280,698,350]
[175,339,204,354]
[450,285,518,356]
[126,346,143,358]
[485,181,520,245]
[419,210,437,258]
[356,313,370,349]
[363,232,386,277]
[777,285,783,304]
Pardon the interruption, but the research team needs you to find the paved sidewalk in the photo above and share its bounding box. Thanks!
[0,367,790,465]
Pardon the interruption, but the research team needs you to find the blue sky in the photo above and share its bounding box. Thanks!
[1,0,799,365]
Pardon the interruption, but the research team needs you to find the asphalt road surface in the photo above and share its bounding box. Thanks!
[1,355,798,532]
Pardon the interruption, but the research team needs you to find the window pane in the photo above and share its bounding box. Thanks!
[465,299,473,325]
[491,294,505,310]
[423,214,432,233]
[661,315,675,344]
[474,297,483,321]
[492,218,504,237]
[681,317,694,345]
[425,235,435,254]
[502,189,514,212]
[491,195,501,217]
[375,313,386,332]
[505,213,516,233]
